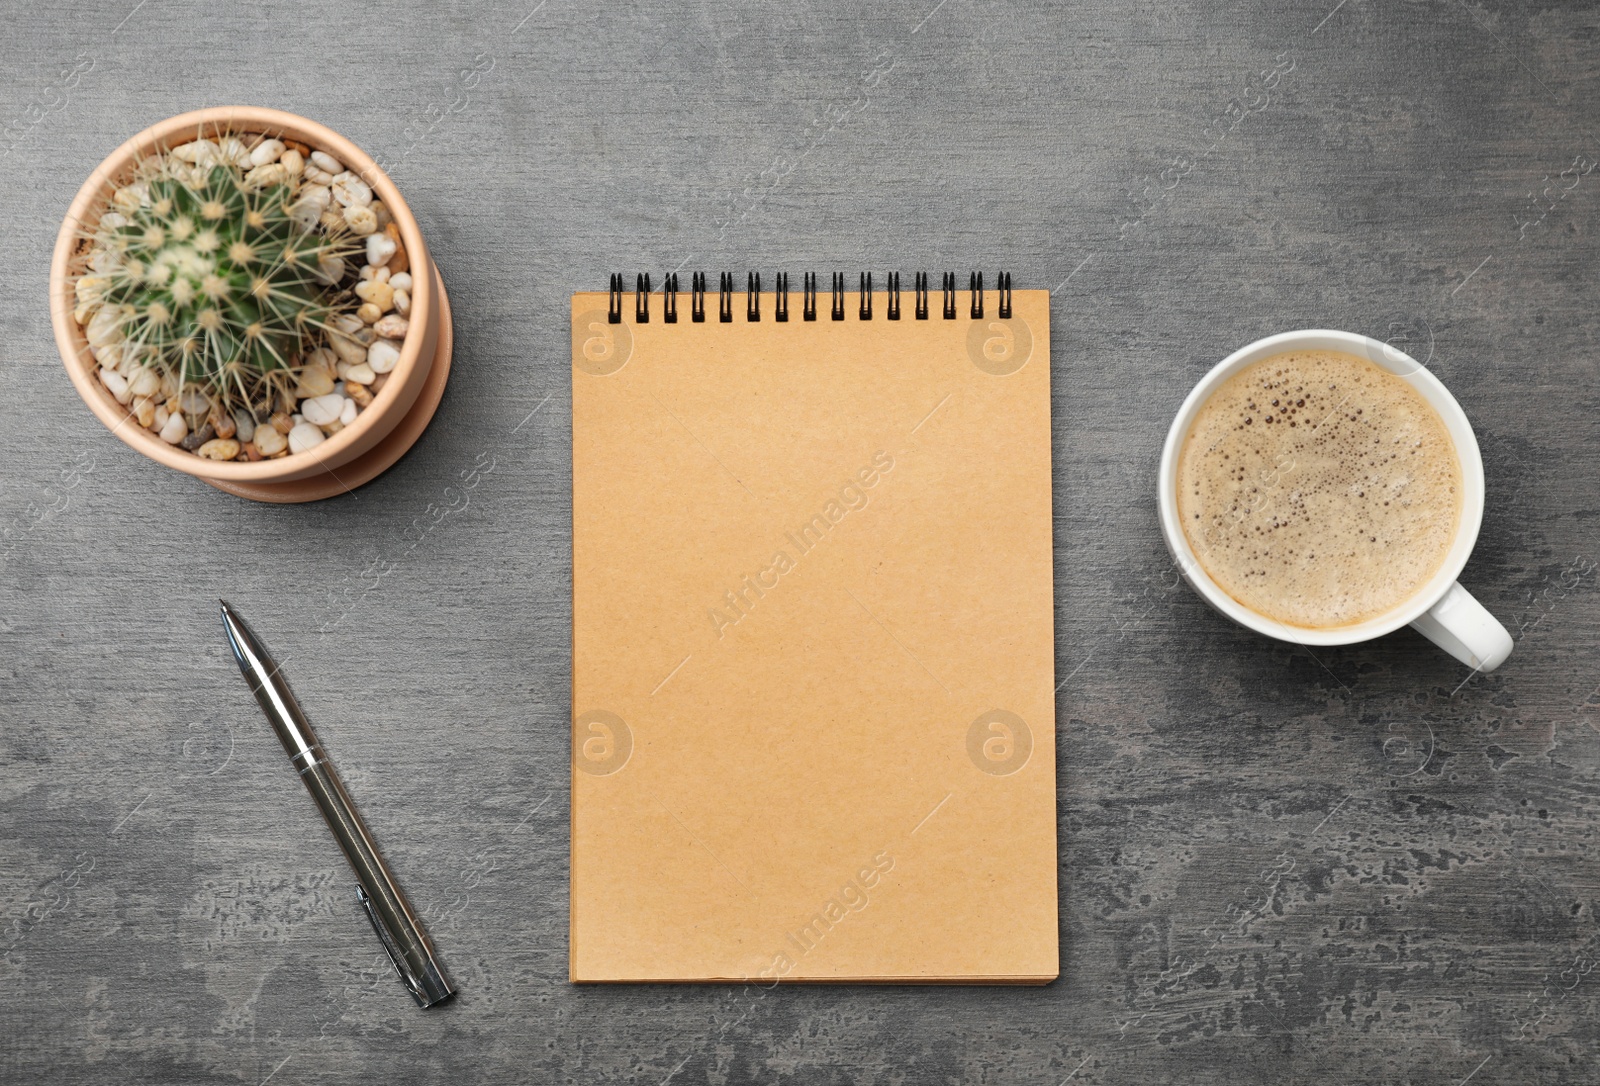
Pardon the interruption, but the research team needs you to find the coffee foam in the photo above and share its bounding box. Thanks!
[1177,349,1462,629]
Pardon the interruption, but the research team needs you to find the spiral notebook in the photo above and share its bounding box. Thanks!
[570,272,1057,983]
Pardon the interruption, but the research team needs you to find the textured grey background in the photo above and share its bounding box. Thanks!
[2,0,1598,1082]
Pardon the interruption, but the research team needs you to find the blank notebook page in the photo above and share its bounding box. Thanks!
[569,285,1057,983]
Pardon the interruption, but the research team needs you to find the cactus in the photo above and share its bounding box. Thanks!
[73,136,362,421]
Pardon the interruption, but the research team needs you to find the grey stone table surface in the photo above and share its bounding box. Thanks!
[3,0,1598,1082]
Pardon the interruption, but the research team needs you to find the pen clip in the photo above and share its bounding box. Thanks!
[354,881,455,1008]
[355,881,417,1000]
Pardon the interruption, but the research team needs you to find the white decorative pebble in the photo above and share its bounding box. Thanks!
[303,165,334,185]
[354,279,394,311]
[289,185,329,231]
[339,397,358,425]
[197,438,241,461]
[393,289,411,316]
[244,162,289,189]
[249,138,285,167]
[329,333,367,366]
[253,423,287,456]
[86,305,125,347]
[343,204,378,235]
[365,233,397,267]
[372,314,408,339]
[280,148,305,177]
[330,171,372,208]
[294,365,335,399]
[127,367,161,398]
[98,367,131,404]
[170,139,218,165]
[388,272,412,292]
[300,393,345,426]
[366,339,402,374]
[310,150,343,174]
[314,254,347,285]
[159,412,188,444]
[220,137,252,167]
[74,281,104,323]
[344,363,376,385]
[232,410,256,443]
[288,422,325,454]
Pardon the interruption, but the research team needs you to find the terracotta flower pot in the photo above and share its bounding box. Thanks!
[48,106,452,503]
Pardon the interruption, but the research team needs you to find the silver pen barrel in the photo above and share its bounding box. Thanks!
[220,600,454,1009]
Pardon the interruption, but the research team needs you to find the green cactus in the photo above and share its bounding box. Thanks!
[75,147,361,417]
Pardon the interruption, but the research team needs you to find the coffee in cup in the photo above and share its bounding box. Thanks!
[1176,349,1460,629]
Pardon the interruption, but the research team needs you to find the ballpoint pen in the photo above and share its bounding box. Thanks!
[219,600,454,1009]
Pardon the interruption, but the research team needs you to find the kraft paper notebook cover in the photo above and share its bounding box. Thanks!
[570,273,1056,984]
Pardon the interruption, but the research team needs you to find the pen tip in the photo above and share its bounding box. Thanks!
[218,601,249,666]
[219,600,240,638]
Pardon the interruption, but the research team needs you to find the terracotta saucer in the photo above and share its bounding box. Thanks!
[204,272,454,504]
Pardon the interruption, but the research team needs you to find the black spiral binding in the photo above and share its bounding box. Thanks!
[608,272,1014,324]
[608,273,624,324]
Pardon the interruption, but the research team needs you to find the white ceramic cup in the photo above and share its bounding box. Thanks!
[1157,329,1513,672]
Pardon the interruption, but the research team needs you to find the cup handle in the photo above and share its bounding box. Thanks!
[1409,581,1513,672]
